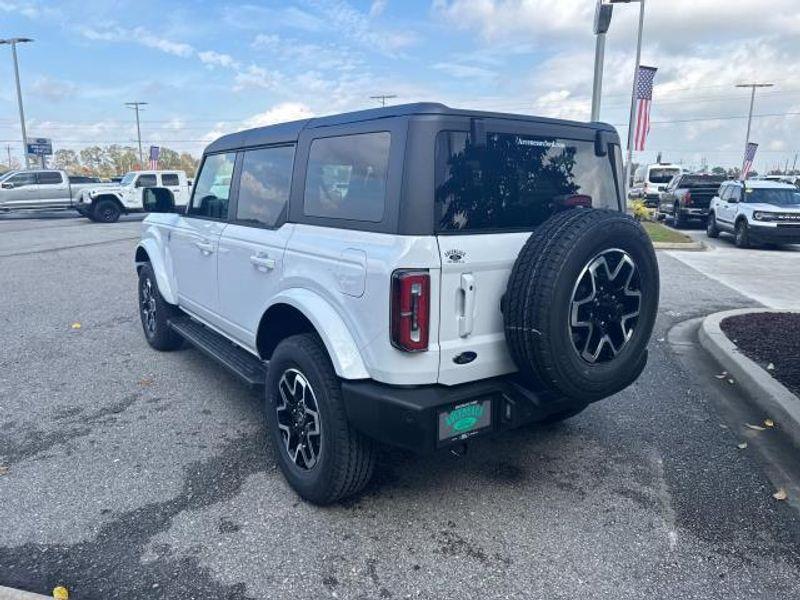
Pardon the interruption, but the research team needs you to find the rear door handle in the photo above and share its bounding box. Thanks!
[250,253,276,271]
[194,240,214,254]
[458,273,476,337]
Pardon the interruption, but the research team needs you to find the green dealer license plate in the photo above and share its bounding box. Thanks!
[438,399,492,442]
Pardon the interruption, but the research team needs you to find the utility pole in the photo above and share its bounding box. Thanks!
[6,145,12,168]
[370,94,397,107]
[623,0,646,196]
[125,101,148,167]
[792,152,798,174]
[735,83,773,152]
[1,37,34,169]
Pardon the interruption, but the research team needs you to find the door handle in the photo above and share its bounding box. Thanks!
[250,254,276,271]
[194,240,214,254]
[458,273,476,337]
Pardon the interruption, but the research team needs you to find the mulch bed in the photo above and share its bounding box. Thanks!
[721,312,800,398]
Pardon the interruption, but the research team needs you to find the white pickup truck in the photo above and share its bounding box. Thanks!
[76,170,190,222]
[0,169,108,211]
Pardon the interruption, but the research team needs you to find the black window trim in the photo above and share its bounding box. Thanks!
[160,173,181,187]
[135,173,158,188]
[228,142,296,231]
[434,126,623,235]
[186,150,239,223]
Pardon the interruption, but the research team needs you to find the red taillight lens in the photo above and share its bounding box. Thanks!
[391,270,430,352]
[684,191,693,206]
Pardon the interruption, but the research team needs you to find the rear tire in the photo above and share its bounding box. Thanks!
[673,205,686,228]
[138,263,183,351]
[504,209,659,403]
[706,212,720,238]
[265,334,375,505]
[735,220,750,248]
[94,198,121,223]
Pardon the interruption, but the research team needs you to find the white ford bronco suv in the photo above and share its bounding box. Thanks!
[706,179,800,247]
[135,104,659,504]
[77,170,189,223]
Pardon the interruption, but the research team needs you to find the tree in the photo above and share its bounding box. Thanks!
[52,149,81,173]
[711,166,726,175]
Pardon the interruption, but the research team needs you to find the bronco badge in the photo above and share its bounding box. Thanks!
[444,249,467,263]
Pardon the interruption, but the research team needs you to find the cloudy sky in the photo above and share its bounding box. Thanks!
[1,0,799,171]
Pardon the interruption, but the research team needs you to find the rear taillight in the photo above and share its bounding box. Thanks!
[391,270,430,352]
[684,191,693,206]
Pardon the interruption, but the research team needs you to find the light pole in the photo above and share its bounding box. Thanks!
[0,37,34,169]
[735,83,773,154]
[125,101,148,167]
[619,0,646,194]
[590,1,613,121]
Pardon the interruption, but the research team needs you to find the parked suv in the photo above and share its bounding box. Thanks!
[134,104,659,504]
[76,170,189,222]
[707,180,800,247]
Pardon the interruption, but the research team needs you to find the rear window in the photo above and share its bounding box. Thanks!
[681,175,725,187]
[38,171,63,185]
[303,132,390,222]
[435,131,621,233]
[161,173,180,186]
[648,168,680,184]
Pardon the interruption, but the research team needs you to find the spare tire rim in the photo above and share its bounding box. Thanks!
[276,368,322,470]
[569,248,642,364]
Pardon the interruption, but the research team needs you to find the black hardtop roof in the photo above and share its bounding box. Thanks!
[204,102,618,154]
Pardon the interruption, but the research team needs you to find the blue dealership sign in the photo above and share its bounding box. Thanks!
[26,137,53,156]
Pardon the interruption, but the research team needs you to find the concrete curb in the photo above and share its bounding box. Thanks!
[652,240,706,251]
[0,586,52,600]
[699,308,800,449]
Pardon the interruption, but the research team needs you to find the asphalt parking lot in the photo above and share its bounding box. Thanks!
[2,214,800,599]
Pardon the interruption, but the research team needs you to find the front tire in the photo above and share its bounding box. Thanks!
[265,334,375,505]
[138,263,183,351]
[94,199,121,223]
[706,212,720,238]
[735,220,750,248]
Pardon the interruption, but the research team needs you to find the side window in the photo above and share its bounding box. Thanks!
[718,185,729,200]
[6,172,37,187]
[730,186,742,202]
[236,146,294,228]
[161,173,180,187]
[303,132,390,222]
[189,152,236,220]
[38,171,63,185]
[135,174,157,188]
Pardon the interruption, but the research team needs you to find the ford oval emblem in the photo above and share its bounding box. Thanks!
[453,351,477,365]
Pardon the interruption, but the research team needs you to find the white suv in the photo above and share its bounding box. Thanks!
[77,170,189,222]
[707,180,800,247]
[134,103,659,504]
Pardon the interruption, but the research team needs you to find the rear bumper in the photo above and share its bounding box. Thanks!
[341,376,589,454]
[643,194,660,207]
[677,207,709,218]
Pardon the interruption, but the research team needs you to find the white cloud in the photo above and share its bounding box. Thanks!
[244,102,315,128]
[233,65,273,91]
[198,50,239,69]
[369,0,387,17]
[131,27,194,57]
[29,76,78,102]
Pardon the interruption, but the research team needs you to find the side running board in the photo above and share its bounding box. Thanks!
[169,316,267,390]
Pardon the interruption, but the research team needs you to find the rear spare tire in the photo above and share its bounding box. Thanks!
[504,209,659,403]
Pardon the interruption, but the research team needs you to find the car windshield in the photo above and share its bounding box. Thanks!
[744,188,800,206]
[120,172,136,186]
[649,168,680,184]
[0,171,15,182]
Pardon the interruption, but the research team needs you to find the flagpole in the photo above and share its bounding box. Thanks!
[624,0,646,200]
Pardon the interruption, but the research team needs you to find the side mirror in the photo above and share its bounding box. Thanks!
[1,182,14,189]
[142,187,176,213]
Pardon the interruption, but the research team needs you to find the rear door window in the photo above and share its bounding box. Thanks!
[236,145,294,228]
[136,174,157,188]
[161,173,180,186]
[435,131,620,233]
[37,171,63,185]
[303,132,390,222]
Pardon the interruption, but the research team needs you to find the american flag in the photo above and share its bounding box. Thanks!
[148,145,160,170]
[633,66,657,152]
[741,142,758,180]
